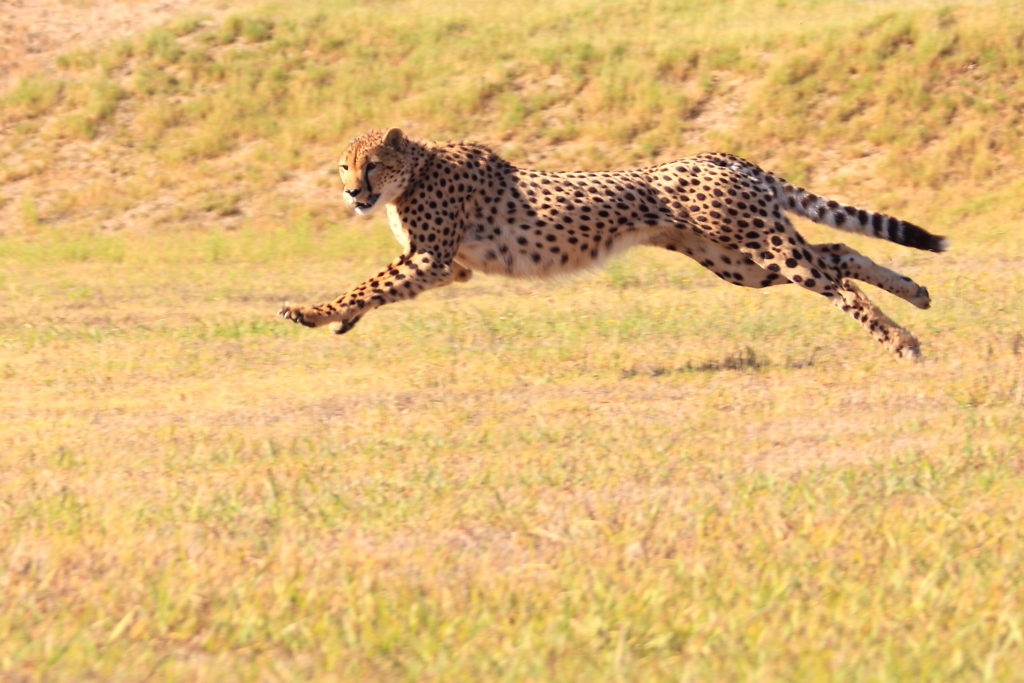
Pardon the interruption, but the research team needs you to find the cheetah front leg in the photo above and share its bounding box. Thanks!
[279,250,460,334]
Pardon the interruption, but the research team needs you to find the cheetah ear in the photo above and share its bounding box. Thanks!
[384,127,405,149]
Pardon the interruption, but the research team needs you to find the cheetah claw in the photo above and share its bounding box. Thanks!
[278,305,317,327]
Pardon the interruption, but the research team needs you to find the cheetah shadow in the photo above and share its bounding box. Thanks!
[619,346,821,377]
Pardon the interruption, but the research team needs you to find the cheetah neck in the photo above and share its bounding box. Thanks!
[395,139,433,200]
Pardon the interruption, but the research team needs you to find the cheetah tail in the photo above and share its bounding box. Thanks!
[768,177,948,253]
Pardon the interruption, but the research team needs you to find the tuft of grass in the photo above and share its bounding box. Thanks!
[1,75,62,119]
[60,78,125,139]
[138,27,184,65]
[240,16,275,42]
[17,197,42,228]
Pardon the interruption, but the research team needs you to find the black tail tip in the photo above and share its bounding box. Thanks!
[903,221,948,253]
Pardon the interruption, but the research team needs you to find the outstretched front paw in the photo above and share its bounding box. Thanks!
[278,304,322,328]
[279,303,363,334]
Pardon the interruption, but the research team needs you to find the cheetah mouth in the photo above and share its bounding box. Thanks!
[353,194,380,215]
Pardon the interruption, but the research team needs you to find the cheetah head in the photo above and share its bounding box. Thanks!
[338,128,411,216]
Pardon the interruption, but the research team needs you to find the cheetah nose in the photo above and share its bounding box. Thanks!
[345,188,361,198]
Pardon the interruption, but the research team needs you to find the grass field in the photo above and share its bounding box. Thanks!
[2,0,1024,679]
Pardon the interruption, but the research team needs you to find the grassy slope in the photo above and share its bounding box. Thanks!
[2,0,1023,231]
[2,0,1024,679]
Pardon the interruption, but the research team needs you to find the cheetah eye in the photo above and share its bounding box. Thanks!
[365,161,378,172]
[339,164,349,172]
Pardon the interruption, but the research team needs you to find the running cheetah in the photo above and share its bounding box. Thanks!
[279,128,947,358]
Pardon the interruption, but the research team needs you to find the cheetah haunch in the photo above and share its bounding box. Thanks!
[280,128,946,358]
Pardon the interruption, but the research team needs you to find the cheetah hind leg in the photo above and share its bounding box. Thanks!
[740,225,923,359]
[686,218,923,358]
[816,243,931,310]
[831,280,922,359]
[645,231,788,289]
[649,232,931,309]
[648,229,923,358]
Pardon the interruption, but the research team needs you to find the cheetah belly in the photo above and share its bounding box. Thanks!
[455,234,528,276]
[456,224,653,279]
[456,229,570,278]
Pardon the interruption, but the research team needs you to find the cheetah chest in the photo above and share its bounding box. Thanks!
[385,204,411,251]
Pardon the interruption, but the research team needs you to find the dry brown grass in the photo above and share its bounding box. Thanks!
[3,225,1023,677]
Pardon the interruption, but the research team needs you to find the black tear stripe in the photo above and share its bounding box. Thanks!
[364,164,374,197]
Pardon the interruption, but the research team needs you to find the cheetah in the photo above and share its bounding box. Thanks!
[279,128,947,358]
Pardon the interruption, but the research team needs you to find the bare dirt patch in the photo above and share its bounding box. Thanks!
[0,0,242,235]
[0,0,226,90]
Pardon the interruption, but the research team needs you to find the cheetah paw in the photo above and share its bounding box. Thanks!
[897,344,922,361]
[909,285,931,310]
[278,304,318,327]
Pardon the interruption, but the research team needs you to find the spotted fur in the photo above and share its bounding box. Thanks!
[279,128,947,358]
